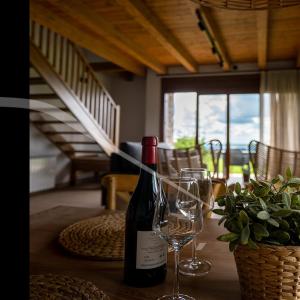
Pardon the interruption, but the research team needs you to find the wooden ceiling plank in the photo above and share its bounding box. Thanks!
[51,0,166,74]
[197,6,231,71]
[256,10,269,70]
[115,0,198,73]
[30,0,145,76]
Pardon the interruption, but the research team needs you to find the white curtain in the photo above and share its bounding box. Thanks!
[261,70,300,151]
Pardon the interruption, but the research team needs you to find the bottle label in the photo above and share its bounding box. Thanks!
[136,231,167,269]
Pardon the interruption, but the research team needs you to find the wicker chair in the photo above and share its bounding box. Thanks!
[158,139,223,179]
[249,140,300,180]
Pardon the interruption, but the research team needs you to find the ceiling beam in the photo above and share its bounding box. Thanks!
[51,0,166,74]
[116,0,198,73]
[256,10,269,70]
[30,0,145,76]
[197,6,231,71]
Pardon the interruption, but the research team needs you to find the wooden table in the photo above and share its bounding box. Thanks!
[30,206,241,300]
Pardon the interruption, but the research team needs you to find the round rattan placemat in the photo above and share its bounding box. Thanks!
[30,274,109,300]
[59,211,193,260]
[59,211,125,260]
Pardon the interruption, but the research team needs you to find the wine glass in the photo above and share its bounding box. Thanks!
[178,168,214,277]
[153,176,203,300]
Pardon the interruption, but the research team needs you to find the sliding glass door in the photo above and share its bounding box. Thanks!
[164,92,262,178]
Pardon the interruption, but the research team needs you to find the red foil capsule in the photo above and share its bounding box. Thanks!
[142,136,158,165]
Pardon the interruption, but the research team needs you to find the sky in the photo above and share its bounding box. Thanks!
[171,92,263,147]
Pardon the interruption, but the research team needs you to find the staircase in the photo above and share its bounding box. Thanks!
[30,20,120,182]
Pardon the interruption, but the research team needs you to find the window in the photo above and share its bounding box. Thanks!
[229,94,260,150]
[198,94,227,146]
[164,92,197,148]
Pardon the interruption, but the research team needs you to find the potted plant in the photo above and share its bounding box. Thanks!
[213,168,300,300]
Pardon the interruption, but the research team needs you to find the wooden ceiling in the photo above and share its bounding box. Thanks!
[30,0,300,76]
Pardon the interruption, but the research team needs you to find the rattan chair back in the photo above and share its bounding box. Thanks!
[249,140,300,180]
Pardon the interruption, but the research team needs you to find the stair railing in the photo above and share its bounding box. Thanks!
[30,20,120,147]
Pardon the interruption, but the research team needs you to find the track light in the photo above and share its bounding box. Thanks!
[195,7,226,69]
[197,20,205,31]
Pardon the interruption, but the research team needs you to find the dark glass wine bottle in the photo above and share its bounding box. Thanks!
[123,136,167,287]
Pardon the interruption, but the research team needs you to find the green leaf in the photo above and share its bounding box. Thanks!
[259,198,267,210]
[286,167,292,180]
[272,209,292,217]
[272,178,280,185]
[217,232,239,242]
[218,216,226,225]
[278,219,290,230]
[229,239,239,252]
[282,192,291,208]
[225,219,243,234]
[235,182,241,195]
[288,178,300,185]
[239,210,249,226]
[253,223,269,239]
[217,197,226,206]
[250,179,261,188]
[247,238,259,250]
[212,209,226,215]
[225,197,232,212]
[240,225,250,245]
[266,239,282,246]
[270,230,290,243]
[267,218,280,227]
[278,174,284,182]
[257,210,270,220]
[291,194,300,207]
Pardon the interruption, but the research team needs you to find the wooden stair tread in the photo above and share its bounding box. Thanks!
[55,141,97,145]
[72,156,108,161]
[31,120,79,124]
[30,77,46,85]
[30,93,58,99]
[43,131,88,135]
[66,150,102,153]
[30,107,68,112]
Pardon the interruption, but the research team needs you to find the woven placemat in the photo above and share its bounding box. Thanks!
[59,211,193,260]
[59,211,125,260]
[30,274,109,299]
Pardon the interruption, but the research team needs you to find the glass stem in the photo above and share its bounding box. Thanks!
[192,220,198,265]
[173,249,180,299]
[192,237,197,264]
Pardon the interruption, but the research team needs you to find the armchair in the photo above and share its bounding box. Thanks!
[101,141,170,209]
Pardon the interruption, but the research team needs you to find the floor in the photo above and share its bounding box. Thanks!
[30,182,103,215]
[30,173,249,216]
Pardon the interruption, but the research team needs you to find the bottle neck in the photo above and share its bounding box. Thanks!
[142,145,157,165]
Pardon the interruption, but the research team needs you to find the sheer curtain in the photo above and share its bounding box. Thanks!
[261,70,300,151]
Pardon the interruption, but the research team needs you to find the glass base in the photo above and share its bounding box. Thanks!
[179,258,211,277]
[157,294,195,300]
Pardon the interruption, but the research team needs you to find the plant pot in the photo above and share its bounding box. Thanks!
[233,243,300,300]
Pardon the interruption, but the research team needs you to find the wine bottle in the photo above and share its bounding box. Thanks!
[124,136,167,287]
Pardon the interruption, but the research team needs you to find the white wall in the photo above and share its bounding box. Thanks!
[30,124,70,191]
[144,69,161,138]
[106,75,146,143]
